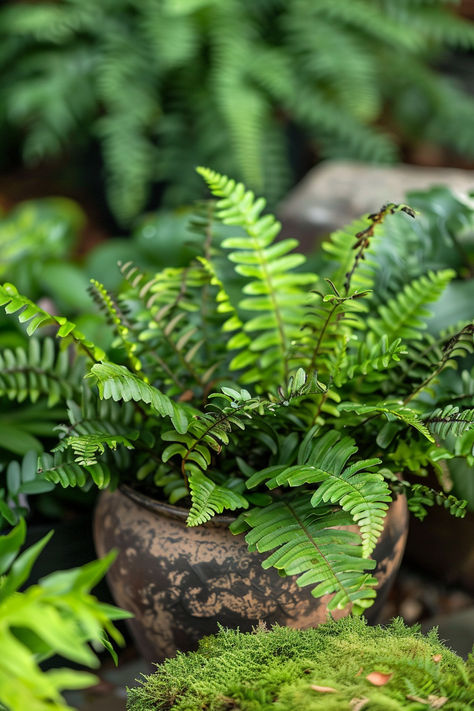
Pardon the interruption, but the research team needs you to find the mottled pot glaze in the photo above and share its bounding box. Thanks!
[94,485,408,663]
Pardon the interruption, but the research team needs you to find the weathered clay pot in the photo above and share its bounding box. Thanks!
[94,485,408,663]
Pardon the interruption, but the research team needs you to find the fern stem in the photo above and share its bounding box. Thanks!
[307,301,340,374]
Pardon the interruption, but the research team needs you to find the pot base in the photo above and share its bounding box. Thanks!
[94,486,408,663]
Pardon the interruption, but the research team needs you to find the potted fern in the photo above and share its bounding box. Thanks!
[0,169,472,662]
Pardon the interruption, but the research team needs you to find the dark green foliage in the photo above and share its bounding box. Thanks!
[3,1,474,221]
[1,169,472,613]
[126,617,474,711]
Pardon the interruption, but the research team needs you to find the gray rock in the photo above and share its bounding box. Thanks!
[278,161,474,248]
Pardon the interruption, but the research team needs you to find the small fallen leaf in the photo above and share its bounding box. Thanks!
[405,695,448,708]
[432,654,442,663]
[350,698,369,710]
[311,685,337,693]
[406,695,429,705]
[366,671,393,686]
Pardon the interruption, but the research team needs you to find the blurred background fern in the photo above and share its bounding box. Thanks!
[1,0,474,224]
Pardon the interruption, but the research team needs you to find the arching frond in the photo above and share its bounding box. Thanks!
[88,362,189,434]
[244,497,378,614]
[0,283,105,361]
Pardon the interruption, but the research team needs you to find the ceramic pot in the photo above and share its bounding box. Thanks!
[94,485,408,663]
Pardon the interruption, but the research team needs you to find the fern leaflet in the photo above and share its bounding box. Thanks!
[187,471,249,526]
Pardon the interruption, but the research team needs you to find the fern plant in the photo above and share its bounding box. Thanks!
[2,1,474,222]
[0,168,472,615]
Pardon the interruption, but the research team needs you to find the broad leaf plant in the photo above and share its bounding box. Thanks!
[0,169,473,615]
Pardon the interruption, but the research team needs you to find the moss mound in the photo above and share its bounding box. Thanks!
[127,617,473,710]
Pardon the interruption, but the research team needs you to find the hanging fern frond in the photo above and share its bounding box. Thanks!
[0,283,105,361]
[423,405,474,439]
[244,497,378,614]
[367,269,456,341]
[197,167,316,386]
[0,337,83,406]
[161,387,279,486]
[88,362,190,434]
[187,471,249,526]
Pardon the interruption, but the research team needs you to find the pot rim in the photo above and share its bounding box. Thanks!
[119,484,236,526]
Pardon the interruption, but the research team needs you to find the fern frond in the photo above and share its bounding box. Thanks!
[339,402,434,442]
[0,337,83,406]
[244,497,378,614]
[53,433,135,466]
[294,205,413,379]
[406,483,467,522]
[367,270,455,341]
[88,362,189,434]
[423,406,474,438]
[0,283,105,361]
[38,452,113,490]
[198,167,316,386]
[343,334,407,381]
[187,471,248,526]
[162,387,279,489]
[119,260,214,388]
[89,279,142,373]
[197,256,248,345]
[275,465,390,558]
[405,322,474,403]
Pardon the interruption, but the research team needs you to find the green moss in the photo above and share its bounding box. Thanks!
[127,617,473,711]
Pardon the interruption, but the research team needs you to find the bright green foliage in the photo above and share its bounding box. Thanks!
[339,403,435,442]
[197,166,316,385]
[3,1,474,221]
[127,617,474,711]
[1,169,472,614]
[0,519,129,711]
